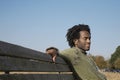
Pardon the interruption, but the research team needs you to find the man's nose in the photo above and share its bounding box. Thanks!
[87,39,91,44]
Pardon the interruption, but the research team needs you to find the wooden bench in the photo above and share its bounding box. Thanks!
[0,41,75,80]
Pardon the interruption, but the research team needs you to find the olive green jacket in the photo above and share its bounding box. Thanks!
[60,47,107,80]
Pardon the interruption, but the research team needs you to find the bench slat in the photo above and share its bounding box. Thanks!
[0,41,75,80]
[0,74,74,80]
[0,41,66,64]
[0,56,71,72]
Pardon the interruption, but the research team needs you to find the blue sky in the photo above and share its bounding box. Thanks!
[0,0,120,59]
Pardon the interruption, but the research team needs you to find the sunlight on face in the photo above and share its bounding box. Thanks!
[75,31,91,51]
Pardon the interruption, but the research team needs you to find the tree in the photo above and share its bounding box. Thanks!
[110,46,120,69]
[114,58,120,69]
[105,59,111,69]
[94,55,107,69]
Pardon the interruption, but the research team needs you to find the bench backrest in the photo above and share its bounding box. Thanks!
[0,41,74,80]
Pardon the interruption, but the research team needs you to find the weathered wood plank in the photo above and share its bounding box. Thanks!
[0,74,59,80]
[0,41,51,61]
[0,41,66,64]
[0,74,74,80]
[0,56,71,72]
[0,41,75,80]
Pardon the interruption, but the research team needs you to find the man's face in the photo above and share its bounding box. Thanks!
[74,31,91,51]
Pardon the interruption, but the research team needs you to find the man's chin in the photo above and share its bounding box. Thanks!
[85,48,90,51]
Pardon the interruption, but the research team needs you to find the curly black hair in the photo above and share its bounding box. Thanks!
[66,24,91,47]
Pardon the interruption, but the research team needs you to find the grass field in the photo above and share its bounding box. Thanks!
[102,72,120,80]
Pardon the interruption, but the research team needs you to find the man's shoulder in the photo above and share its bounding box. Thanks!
[60,47,77,55]
[60,48,78,64]
[60,47,81,58]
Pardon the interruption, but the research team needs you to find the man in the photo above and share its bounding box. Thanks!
[46,47,59,62]
[60,24,107,80]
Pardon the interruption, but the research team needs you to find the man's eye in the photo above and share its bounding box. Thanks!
[84,37,87,40]
[83,37,90,40]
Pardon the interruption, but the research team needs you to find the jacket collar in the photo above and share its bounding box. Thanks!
[73,47,87,55]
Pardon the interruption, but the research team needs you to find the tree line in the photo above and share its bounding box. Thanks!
[90,46,120,70]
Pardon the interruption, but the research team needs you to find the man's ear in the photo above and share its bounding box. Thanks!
[73,39,78,45]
